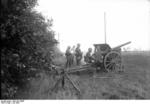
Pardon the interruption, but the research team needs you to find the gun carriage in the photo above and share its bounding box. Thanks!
[93,41,131,72]
[49,41,131,96]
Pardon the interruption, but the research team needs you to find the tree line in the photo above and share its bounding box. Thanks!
[1,0,57,98]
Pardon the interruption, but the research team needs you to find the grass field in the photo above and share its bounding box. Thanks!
[15,51,150,99]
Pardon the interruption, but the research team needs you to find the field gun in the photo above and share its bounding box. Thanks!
[93,41,131,72]
[52,41,132,75]
[50,41,131,94]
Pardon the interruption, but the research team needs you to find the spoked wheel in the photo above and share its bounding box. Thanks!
[104,51,122,72]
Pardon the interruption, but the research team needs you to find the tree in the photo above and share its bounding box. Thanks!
[1,0,57,98]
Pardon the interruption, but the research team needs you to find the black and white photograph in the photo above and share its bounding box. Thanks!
[1,0,150,103]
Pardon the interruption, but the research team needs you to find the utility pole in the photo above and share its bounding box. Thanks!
[104,12,107,44]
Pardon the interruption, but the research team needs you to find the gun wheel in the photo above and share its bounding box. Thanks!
[104,51,122,72]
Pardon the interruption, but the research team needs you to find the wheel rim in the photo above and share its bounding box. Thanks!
[104,51,121,72]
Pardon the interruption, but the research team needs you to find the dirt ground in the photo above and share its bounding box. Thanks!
[15,51,150,99]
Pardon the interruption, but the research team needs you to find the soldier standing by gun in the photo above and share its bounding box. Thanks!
[84,48,93,64]
[65,46,72,68]
[75,43,82,66]
[71,45,76,66]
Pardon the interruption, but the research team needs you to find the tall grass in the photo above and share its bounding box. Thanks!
[15,51,150,99]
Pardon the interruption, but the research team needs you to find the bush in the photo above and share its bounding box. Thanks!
[1,0,57,99]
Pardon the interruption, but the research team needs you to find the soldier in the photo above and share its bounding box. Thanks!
[75,43,82,66]
[84,48,93,64]
[95,46,103,63]
[70,45,76,66]
[65,46,72,68]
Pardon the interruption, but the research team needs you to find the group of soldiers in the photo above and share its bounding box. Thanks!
[65,43,82,68]
[65,43,94,68]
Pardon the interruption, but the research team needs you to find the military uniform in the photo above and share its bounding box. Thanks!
[75,47,82,65]
[65,48,72,68]
[70,46,75,66]
[84,51,93,64]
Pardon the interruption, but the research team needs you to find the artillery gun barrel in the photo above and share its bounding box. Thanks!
[112,41,131,50]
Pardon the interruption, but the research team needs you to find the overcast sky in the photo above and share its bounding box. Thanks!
[36,0,150,52]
